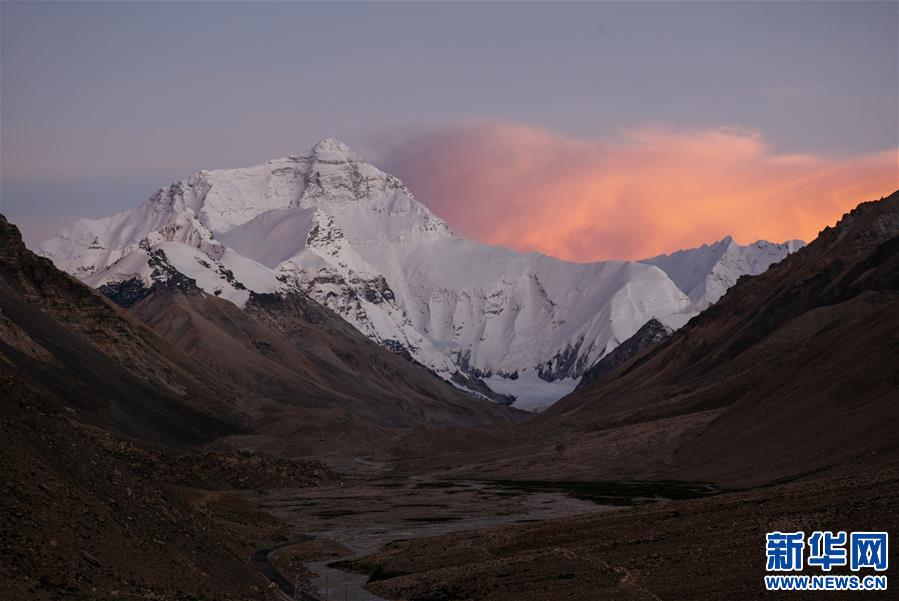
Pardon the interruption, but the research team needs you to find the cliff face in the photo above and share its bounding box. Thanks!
[576,318,672,390]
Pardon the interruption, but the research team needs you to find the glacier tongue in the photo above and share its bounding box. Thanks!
[38,139,803,411]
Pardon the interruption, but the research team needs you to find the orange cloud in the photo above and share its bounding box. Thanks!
[379,122,899,261]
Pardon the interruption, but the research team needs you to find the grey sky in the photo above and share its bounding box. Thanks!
[2,1,897,245]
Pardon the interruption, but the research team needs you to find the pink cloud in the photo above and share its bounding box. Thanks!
[377,122,898,261]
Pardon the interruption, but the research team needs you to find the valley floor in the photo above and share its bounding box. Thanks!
[243,462,899,601]
[238,470,608,599]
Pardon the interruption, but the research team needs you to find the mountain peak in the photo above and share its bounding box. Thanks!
[312,138,357,161]
[641,235,804,309]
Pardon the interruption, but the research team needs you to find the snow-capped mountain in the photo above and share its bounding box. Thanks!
[39,139,801,410]
[641,236,805,310]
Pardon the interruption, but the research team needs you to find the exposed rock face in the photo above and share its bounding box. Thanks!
[97,247,199,307]
[576,318,672,389]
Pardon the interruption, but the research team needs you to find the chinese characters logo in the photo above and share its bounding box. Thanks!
[764,530,888,592]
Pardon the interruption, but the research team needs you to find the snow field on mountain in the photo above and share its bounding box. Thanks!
[40,139,803,409]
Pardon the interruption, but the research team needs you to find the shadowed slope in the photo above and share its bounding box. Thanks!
[122,277,522,429]
[0,362,330,600]
[0,214,243,445]
[549,191,899,485]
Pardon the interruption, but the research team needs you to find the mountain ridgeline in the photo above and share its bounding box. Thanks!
[0,213,518,438]
[548,190,899,486]
[3,144,896,600]
[38,139,802,410]
[377,190,898,491]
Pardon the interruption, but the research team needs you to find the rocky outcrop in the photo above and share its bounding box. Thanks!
[576,318,672,389]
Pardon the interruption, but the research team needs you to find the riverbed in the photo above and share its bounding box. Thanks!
[247,474,719,600]
[250,476,626,599]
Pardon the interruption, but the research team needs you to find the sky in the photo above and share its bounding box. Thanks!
[2,1,897,259]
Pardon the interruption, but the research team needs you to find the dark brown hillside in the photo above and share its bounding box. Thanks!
[0,215,243,445]
[548,191,899,485]
[0,372,327,601]
[124,280,521,428]
[0,216,333,599]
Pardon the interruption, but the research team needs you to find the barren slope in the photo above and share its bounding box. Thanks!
[0,214,244,445]
[549,191,899,485]
[122,282,522,429]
